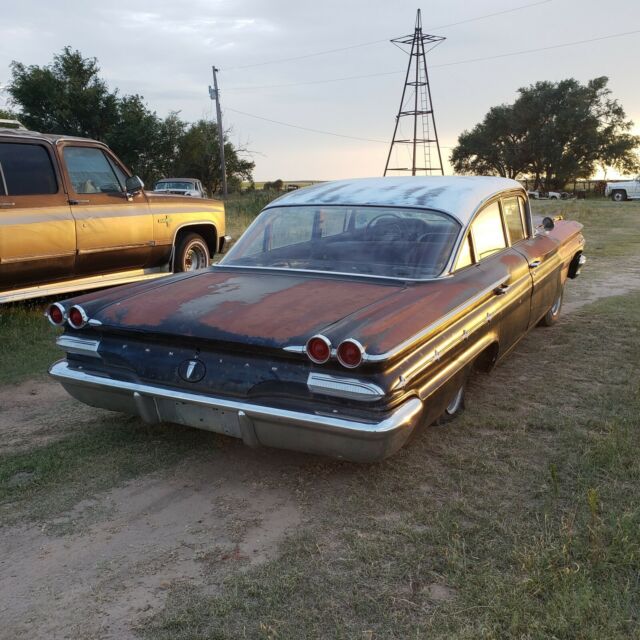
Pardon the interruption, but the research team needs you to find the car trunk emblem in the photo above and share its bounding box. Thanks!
[178,359,206,382]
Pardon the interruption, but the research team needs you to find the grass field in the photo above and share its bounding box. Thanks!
[0,196,639,639]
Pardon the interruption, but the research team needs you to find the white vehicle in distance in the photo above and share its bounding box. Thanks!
[527,190,562,200]
[153,178,207,198]
[605,177,640,202]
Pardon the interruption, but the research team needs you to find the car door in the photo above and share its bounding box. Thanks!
[60,143,152,275]
[0,138,76,290]
[510,196,563,327]
[465,198,531,354]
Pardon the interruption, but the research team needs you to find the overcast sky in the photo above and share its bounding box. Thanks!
[1,0,639,180]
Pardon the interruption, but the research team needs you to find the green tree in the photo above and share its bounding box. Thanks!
[451,77,639,189]
[173,120,254,195]
[9,47,119,139]
[0,108,19,120]
[7,48,254,192]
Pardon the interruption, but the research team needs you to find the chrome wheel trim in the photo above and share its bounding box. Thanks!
[550,292,562,316]
[445,386,464,415]
[184,243,208,271]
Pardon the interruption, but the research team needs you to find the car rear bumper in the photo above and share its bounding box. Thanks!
[49,360,423,462]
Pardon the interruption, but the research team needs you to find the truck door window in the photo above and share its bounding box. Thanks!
[0,142,58,195]
[63,146,123,194]
[470,201,506,260]
[502,196,525,244]
[105,155,127,190]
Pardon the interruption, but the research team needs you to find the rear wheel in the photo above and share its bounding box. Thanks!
[539,285,564,327]
[175,233,210,272]
[611,190,627,202]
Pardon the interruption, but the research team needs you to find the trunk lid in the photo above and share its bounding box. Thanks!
[91,268,404,349]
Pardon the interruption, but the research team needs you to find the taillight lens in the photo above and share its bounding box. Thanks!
[306,335,331,364]
[46,303,65,326]
[337,339,364,368]
[68,305,88,329]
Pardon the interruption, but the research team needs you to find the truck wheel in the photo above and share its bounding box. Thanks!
[539,286,564,327]
[175,233,210,272]
[611,190,627,202]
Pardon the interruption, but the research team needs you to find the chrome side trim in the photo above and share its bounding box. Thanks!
[363,275,508,362]
[283,345,306,354]
[307,372,385,402]
[418,333,496,401]
[282,274,509,364]
[56,335,101,358]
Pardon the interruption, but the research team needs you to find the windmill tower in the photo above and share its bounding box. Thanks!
[384,9,445,176]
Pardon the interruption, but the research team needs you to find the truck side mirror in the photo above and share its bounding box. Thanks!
[125,175,144,195]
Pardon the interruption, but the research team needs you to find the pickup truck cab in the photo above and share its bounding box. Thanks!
[0,127,226,303]
[605,177,640,201]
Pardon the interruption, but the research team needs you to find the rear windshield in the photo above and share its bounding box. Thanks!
[222,205,461,279]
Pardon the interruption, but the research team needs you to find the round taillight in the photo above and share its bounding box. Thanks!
[306,335,331,364]
[337,339,364,369]
[68,305,88,329]
[46,303,65,326]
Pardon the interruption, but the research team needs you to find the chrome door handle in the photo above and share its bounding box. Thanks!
[529,259,541,269]
[0,202,15,207]
[69,198,90,205]
[494,283,510,295]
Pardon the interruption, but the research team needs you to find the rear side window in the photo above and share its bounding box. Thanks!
[471,201,506,260]
[502,196,526,244]
[63,146,123,194]
[0,142,58,195]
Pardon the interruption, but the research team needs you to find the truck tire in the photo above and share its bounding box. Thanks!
[539,285,564,327]
[175,233,210,272]
[611,190,627,202]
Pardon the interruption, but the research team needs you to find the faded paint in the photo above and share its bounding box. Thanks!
[266,176,524,225]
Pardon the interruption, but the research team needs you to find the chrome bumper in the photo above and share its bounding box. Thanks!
[49,360,423,462]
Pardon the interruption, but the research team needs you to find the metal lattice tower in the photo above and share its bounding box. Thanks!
[384,9,445,176]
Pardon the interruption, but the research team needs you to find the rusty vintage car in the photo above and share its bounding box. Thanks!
[48,177,586,462]
[0,127,226,303]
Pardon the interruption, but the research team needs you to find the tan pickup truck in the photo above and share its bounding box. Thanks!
[0,127,226,303]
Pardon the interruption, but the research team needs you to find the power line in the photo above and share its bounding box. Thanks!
[225,28,640,93]
[220,0,552,71]
[225,107,388,142]
[225,106,455,147]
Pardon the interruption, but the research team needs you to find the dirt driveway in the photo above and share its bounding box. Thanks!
[1,253,639,640]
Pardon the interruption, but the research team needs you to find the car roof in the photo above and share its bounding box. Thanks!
[156,178,197,183]
[0,127,107,146]
[265,176,525,225]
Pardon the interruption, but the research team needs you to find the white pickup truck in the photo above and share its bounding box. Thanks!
[605,177,640,201]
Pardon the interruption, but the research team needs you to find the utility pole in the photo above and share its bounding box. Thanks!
[209,66,228,198]
[384,9,445,176]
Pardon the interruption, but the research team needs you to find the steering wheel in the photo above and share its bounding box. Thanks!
[365,213,403,239]
[365,213,402,230]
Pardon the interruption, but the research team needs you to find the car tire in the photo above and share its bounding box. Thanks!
[435,381,466,425]
[611,190,627,202]
[539,285,564,327]
[175,233,211,272]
